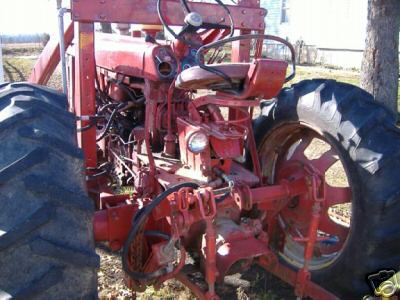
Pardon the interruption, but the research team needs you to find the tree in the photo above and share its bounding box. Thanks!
[0,37,4,83]
[360,0,400,114]
[41,33,50,46]
[100,23,112,34]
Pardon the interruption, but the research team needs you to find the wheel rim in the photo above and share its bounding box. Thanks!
[259,123,352,270]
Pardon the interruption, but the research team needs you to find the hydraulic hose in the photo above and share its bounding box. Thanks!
[122,182,199,281]
[96,102,127,142]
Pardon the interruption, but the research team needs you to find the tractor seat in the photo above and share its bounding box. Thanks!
[176,63,249,91]
[175,59,288,99]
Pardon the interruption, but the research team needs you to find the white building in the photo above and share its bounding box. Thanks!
[261,0,370,69]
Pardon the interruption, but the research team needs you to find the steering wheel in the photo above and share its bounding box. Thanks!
[157,0,233,47]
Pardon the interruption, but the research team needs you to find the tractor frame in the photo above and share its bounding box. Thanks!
[28,1,341,299]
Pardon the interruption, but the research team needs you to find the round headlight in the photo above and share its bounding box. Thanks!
[187,131,208,153]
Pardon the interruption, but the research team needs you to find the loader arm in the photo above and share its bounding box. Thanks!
[29,21,74,85]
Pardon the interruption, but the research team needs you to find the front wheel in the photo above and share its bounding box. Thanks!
[0,83,98,299]
[253,79,400,299]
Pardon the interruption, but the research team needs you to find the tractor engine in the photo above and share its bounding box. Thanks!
[92,33,193,186]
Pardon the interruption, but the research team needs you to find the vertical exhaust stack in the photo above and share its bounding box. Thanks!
[57,0,68,94]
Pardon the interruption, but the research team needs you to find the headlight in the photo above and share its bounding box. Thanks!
[187,131,208,153]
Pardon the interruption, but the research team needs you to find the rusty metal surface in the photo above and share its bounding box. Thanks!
[71,0,266,31]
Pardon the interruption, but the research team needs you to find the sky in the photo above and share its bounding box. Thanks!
[0,0,62,36]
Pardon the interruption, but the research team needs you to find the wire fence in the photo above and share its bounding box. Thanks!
[263,42,318,64]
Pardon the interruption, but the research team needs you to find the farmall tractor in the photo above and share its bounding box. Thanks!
[0,0,399,299]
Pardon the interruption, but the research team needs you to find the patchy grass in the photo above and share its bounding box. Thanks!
[97,245,194,300]
[3,48,62,90]
[3,57,35,82]
[97,244,295,300]
[2,43,43,56]
[293,65,360,86]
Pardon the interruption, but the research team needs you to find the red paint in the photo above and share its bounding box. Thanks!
[30,0,340,299]
[93,194,137,251]
[71,0,266,30]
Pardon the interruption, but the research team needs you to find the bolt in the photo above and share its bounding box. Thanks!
[99,0,105,3]
[259,10,264,16]
[241,21,245,27]
[242,9,246,14]
[288,196,300,209]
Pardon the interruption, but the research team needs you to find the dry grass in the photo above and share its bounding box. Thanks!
[2,43,43,56]
[292,65,360,86]
[3,57,35,82]
[2,45,62,90]
[97,245,194,300]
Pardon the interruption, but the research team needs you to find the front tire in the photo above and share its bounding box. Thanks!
[253,79,400,299]
[0,83,98,299]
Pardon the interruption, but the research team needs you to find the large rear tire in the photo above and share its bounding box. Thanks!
[0,83,98,299]
[253,79,400,299]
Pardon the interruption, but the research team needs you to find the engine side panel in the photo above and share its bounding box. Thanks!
[95,33,177,81]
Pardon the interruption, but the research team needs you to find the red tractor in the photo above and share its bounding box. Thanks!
[0,1,399,299]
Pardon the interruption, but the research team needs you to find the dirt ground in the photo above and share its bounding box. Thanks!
[0,43,385,299]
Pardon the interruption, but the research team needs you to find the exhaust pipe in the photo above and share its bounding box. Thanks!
[57,0,69,94]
